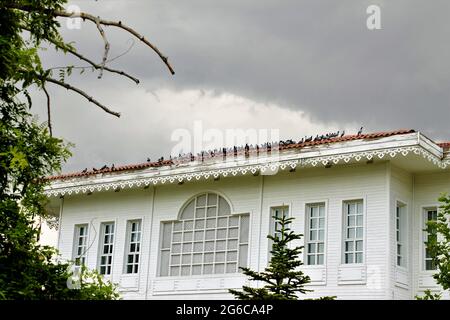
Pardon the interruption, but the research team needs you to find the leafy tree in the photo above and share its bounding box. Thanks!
[416,194,450,299]
[229,214,335,300]
[0,0,172,299]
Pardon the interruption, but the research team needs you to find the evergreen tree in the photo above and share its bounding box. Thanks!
[230,214,333,300]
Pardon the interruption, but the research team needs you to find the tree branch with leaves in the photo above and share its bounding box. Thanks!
[1,0,174,129]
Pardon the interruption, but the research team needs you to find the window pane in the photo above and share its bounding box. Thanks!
[226,263,236,273]
[173,232,182,242]
[217,229,227,239]
[206,218,216,228]
[207,193,218,206]
[182,200,195,219]
[194,231,204,241]
[171,254,180,264]
[183,232,193,241]
[170,266,179,276]
[355,253,363,263]
[238,244,248,268]
[240,215,250,243]
[197,194,206,206]
[195,219,205,229]
[356,227,363,238]
[345,253,353,264]
[204,264,213,274]
[207,207,217,217]
[317,254,324,265]
[218,197,231,216]
[318,243,324,253]
[229,228,238,238]
[195,208,206,218]
[356,240,363,251]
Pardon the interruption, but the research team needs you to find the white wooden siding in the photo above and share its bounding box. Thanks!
[57,161,450,300]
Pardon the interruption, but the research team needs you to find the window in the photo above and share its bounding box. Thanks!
[98,222,115,275]
[305,203,325,265]
[268,206,289,258]
[159,193,249,277]
[73,224,88,267]
[423,208,437,271]
[396,202,407,268]
[343,200,364,264]
[124,220,142,274]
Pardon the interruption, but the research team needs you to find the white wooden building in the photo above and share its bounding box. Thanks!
[45,129,450,300]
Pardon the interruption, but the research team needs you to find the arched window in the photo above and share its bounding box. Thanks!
[159,193,249,277]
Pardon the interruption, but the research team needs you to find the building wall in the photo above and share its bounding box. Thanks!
[57,161,450,300]
[389,164,414,299]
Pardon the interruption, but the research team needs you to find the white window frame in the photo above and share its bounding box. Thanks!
[342,199,365,265]
[98,221,115,275]
[268,206,289,259]
[305,202,326,266]
[159,192,250,277]
[422,207,438,271]
[124,219,142,274]
[395,201,408,269]
[72,224,89,268]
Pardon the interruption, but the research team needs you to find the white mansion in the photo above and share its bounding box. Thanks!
[45,129,450,300]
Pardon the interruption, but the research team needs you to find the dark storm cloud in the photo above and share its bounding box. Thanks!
[33,0,450,172]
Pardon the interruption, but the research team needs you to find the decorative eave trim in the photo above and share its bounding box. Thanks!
[44,143,448,197]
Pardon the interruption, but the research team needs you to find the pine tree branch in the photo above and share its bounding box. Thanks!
[44,78,120,117]
[6,3,175,75]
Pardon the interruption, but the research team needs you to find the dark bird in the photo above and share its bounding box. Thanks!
[305,136,313,142]
[357,127,363,136]
[340,130,345,137]
[111,164,115,171]
[147,157,151,162]
[82,168,88,173]
[100,165,108,170]
[92,167,98,172]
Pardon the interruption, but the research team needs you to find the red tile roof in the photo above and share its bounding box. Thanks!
[47,129,418,181]
[438,142,450,150]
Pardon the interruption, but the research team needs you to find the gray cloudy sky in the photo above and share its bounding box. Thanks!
[31,0,450,173]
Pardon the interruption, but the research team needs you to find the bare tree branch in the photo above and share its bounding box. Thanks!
[42,86,53,136]
[94,16,110,79]
[44,78,121,117]
[56,45,139,84]
[21,25,140,84]
[6,3,175,75]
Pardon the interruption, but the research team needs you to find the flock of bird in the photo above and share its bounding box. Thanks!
[82,127,364,174]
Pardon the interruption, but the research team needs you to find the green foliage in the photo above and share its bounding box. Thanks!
[0,1,120,299]
[229,214,335,300]
[415,289,442,300]
[419,193,450,299]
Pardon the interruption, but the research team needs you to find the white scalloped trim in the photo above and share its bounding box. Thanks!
[44,146,448,197]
